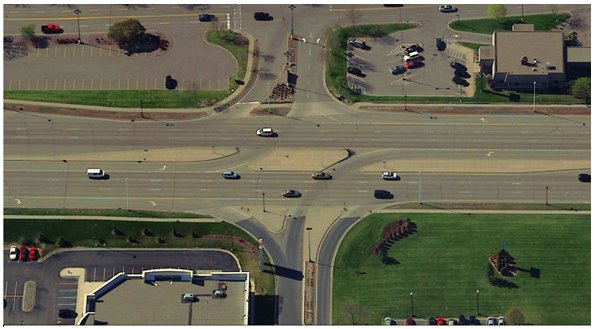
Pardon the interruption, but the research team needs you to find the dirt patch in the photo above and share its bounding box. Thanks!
[359,104,590,115]
[4,103,208,121]
[250,107,291,116]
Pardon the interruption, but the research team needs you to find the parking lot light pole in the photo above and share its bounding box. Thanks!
[289,5,296,37]
[262,192,266,212]
[73,9,82,43]
[476,289,480,315]
[410,292,414,316]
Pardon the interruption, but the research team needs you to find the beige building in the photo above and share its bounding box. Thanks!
[481,24,566,92]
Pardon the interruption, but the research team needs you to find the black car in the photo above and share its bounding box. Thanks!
[58,309,77,318]
[198,14,216,22]
[436,37,446,51]
[282,189,302,198]
[452,75,470,86]
[428,317,437,325]
[254,12,273,21]
[347,66,365,77]
[406,44,424,54]
[374,189,394,199]
[312,171,332,180]
[454,69,471,78]
[348,39,371,50]
[578,173,591,182]
[468,315,480,325]
[390,65,407,75]
[450,61,467,71]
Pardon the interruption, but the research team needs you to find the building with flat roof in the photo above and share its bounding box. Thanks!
[78,269,250,325]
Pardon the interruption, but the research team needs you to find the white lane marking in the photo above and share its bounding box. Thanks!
[487,152,494,156]
[356,181,367,184]
[149,188,162,191]
[200,189,210,191]
[316,38,320,43]
[149,201,157,206]
[480,117,487,123]
[158,22,170,25]
[15,199,21,204]
[512,182,521,185]
[357,190,368,193]
[458,191,471,194]
[14,136,26,139]
[408,181,418,184]
[159,165,167,171]
[16,127,27,130]
[80,25,89,28]
[149,179,163,182]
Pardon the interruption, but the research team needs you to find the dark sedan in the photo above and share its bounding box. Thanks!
[312,172,332,180]
[452,75,470,86]
[450,61,467,71]
[198,14,216,22]
[282,190,302,198]
[454,69,471,78]
[578,173,591,182]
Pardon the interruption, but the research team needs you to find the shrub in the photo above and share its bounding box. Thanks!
[126,235,138,244]
[56,236,72,248]
[141,228,154,237]
[18,236,32,246]
[505,308,525,325]
[111,227,124,236]
[35,232,50,244]
[156,237,166,244]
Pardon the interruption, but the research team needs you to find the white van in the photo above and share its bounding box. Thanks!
[87,168,108,180]
[403,51,420,62]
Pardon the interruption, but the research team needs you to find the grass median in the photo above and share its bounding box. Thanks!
[205,30,249,91]
[332,213,590,325]
[449,13,572,34]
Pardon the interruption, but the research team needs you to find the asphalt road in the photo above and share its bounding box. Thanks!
[3,249,238,325]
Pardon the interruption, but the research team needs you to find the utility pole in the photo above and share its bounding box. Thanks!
[306,227,312,262]
[73,9,82,43]
[125,177,129,211]
[289,5,296,37]
[418,171,422,204]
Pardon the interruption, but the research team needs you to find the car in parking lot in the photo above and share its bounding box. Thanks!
[454,69,471,78]
[578,173,591,182]
[497,315,505,325]
[468,315,479,325]
[254,12,273,21]
[9,245,18,261]
[374,189,394,199]
[348,39,371,50]
[198,14,216,22]
[436,37,446,51]
[19,246,28,261]
[382,171,400,180]
[452,75,470,86]
[439,5,457,12]
[282,189,302,198]
[29,247,38,261]
[390,65,407,75]
[436,317,446,325]
[450,61,467,71]
[428,317,437,325]
[256,127,275,137]
[487,316,495,325]
[58,309,77,319]
[406,44,424,54]
[403,51,422,62]
[222,170,240,179]
[312,171,332,180]
[404,59,424,69]
[347,66,365,77]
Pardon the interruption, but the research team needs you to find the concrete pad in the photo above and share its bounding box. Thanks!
[22,281,36,312]
[250,148,348,171]
[362,156,590,173]
[7,146,237,162]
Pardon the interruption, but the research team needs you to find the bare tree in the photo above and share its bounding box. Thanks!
[343,299,368,325]
[550,4,560,22]
[346,6,362,29]
[210,18,224,36]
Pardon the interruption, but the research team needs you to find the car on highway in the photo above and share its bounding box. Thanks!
[19,246,28,261]
[254,12,273,21]
[58,309,77,319]
[454,69,471,78]
[282,189,302,198]
[436,37,446,51]
[9,245,18,261]
[87,168,109,180]
[374,189,394,199]
[406,44,423,54]
[578,173,591,182]
[198,14,216,22]
[256,127,275,137]
[29,247,38,261]
[347,66,366,77]
[312,171,332,180]
[41,24,62,34]
[382,172,400,180]
[390,65,407,75]
[439,5,457,12]
[452,75,470,86]
[222,170,240,179]
[450,61,467,71]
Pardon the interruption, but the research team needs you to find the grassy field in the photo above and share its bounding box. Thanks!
[450,13,572,34]
[3,90,229,108]
[4,218,275,295]
[4,207,211,218]
[332,213,590,325]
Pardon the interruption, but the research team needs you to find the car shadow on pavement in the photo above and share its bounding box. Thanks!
[262,263,303,281]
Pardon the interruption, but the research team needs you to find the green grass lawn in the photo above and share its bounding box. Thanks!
[205,30,249,91]
[4,207,211,218]
[450,13,572,34]
[332,213,590,325]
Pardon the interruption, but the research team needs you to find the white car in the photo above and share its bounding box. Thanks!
[256,127,275,137]
[222,170,240,179]
[439,5,457,12]
[382,172,400,180]
[497,316,505,325]
[9,245,18,261]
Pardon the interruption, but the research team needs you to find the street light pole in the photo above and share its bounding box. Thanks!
[125,177,129,211]
[94,223,98,247]
[262,192,266,212]
[418,171,422,204]
[476,289,480,315]
[289,5,296,37]
[306,227,312,262]
[533,81,536,112]
[545,186,549,205]
[73,9,82,43]
[410,292,414,316]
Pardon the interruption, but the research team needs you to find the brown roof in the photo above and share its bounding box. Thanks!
[495,31,564,75]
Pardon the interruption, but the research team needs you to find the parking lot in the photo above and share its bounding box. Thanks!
[345,29,475,98]
[3,249,239,325]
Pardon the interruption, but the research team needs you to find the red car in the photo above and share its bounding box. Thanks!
[405,59,423,69]
[19,246,28,261]
[436,317,447,325]
[29,247,38,261]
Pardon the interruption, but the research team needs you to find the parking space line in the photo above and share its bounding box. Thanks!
[122,267,125,274]
[27,79,30,90]
[5,281,8,296]
[90,79,94,89]
[145,78,148,90]
[103,268,106,281]
[109,79,112,89]
[36,79,40,90]
[99,47,102,56]
[54,47,57,57]
[54,79,57,89]
[81,79,84,89]
[99,79,102,90]
[45,79,48,90]
[154,78,157,89]
[13,281,18,312]
[18,80,21,90]
[136,78,139,89]
[63,47,66,57]
[8,80,12,90]
[63,79,66,90]
[112,268,115,277]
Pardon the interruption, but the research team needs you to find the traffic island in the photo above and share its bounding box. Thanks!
[21,281,36,312]
[250,148,349,172]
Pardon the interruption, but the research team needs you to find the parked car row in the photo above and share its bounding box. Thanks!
[427,314,504,325]
[9,245,38,262]
[450,61,470,87]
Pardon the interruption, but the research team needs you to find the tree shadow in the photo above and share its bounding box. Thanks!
[4,41,29,60]
[121,4,150,10]
[258,71,277,81]
[123,33,161,55]
[517,267,541,279]
[31,36,50,49]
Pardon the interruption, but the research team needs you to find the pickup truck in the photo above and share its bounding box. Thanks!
[41,24,62,34]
